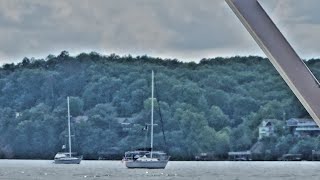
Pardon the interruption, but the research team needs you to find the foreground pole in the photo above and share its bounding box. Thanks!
[225,0,320,126]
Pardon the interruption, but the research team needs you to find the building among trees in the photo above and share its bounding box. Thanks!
[286,118,320,137]
[258,120,275,140]
[228,151,251,161]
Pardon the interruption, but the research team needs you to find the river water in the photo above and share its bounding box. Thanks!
[0,160,319,180]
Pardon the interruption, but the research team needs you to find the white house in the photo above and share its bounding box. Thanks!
[258,120,275,140]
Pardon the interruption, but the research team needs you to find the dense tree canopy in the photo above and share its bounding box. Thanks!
[0,52,319,160]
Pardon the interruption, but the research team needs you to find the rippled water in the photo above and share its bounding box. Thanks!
[0,160,320,180]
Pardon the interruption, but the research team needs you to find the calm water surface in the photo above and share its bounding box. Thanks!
[0,160,320,180]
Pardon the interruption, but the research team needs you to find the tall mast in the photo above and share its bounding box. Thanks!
[151,70,154,158]
[67,96,72,157]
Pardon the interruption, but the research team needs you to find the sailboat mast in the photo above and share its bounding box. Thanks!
[67,96,72,157]
[151,70,154,158]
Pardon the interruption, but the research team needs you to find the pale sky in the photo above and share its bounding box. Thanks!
[0,0,320,64]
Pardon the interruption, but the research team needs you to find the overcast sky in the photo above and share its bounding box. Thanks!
[0,0,320,64]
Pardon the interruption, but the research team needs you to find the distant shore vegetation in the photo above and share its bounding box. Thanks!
[1,51,320,160]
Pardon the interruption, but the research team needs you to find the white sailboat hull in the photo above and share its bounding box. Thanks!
[54,156,82,164]
[125,160,169,169]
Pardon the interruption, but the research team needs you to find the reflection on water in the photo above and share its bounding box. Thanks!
[0,160,320,180]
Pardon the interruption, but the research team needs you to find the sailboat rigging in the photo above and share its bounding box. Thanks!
[153,74,169,153]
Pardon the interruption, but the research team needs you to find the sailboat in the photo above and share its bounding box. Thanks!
[54,96,83,164]
[122,71,170,169]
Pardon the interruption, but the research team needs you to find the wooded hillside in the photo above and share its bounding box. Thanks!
[1,51,319,160]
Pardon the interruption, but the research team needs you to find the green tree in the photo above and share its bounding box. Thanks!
[208,106,230,131]
[69,96,84,116]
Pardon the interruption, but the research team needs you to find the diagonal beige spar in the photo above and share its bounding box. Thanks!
[225,0,320,126]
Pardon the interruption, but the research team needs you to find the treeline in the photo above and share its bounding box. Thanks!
[0,51,319,160]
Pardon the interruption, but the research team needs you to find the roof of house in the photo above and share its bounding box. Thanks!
[259,119,277,127]
[250,141,264,154]
[228,151,251,155]
[115,117,135,124]
[286,118,316,126]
